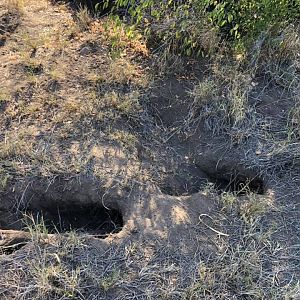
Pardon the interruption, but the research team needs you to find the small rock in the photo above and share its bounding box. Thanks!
[79,46,91,56]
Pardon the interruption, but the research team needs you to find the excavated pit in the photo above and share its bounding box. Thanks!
[1,202,124,237]
[160,164,265,196]
[0,179,125,254]
[0,188,124,254]
[26,203,124,236]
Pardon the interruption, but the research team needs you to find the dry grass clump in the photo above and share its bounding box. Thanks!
[256,25,300,90]
[0,128,36,160]
[0,166,12,189]
[99,90,142,116]
[3,217,85,299]
[184,188,298,299]
[75,5,92,31]
[5,0,24,12]
[88,58,149,87]
[192,78,219,107]
[189,65,253,134]
[0,89,9,103]
[109,130,138,151]
[288,100,300,139]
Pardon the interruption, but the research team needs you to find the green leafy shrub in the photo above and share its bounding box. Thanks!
[99,0,217,56]
[204,0,300,49]
[95,0,300,54]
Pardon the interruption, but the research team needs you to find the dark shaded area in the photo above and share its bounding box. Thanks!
[160,164,265,196]
[0,202,123,238]
[51,0,114,14]
[24,63,43,75]
[159,163,209,196]
[26,203,124,237]
[0,11,20,47]
[211,173,265,195]
[0,242,27,255]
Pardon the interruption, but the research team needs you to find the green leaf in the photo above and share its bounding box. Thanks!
[220,20,227,27]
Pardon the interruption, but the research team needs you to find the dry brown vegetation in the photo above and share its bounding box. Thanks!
[0,0,299,299]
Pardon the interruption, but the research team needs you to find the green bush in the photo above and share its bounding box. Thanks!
[204,0,300,48]
[98,0,300,54]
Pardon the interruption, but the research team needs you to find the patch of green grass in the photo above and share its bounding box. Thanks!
[100,269,120,292]
[0,167,12,190]
[109,130,138,151]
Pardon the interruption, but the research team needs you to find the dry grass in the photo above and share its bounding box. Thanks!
[109,130,138,151]
[0,0,149,176]
[0,89,9,103]
[186,24,300,179]
[257,25,300,90]
[189,67,252,134]
[183,188,298,300]
[7,217,84,299]
[5,0,24,12]
[75,5,92,31]
[0,167,11,189]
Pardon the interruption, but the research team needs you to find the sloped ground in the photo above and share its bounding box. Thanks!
[0,0,299,299]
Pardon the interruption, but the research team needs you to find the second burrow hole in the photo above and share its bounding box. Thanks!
[159,163,265,196]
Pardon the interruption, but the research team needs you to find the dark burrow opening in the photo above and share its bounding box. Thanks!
[211,173,265,195]
[1,203,124,238]
[0,181,125,254]
[27,203,124,237]
[159,164,265,196]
